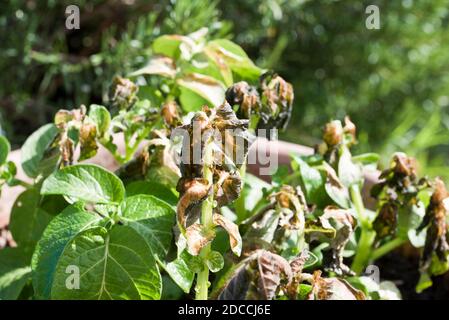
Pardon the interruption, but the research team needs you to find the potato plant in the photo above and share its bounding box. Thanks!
[0,30,448,300]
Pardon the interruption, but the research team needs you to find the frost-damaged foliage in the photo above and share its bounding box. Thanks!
[173,102,253,299]
[225,71,294,132]
[1,28,449,301]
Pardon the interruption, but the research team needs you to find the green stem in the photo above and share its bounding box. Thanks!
[195,140,214,300]
[350,184,367,226]
[351,228,376,274]
[14,179,33,189]
[234,163,247,221]
[371,237,406,261]
[349,184,376,274]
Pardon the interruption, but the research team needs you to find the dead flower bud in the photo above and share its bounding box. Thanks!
[380,152,417,182]
[343,116,357,144]
[372,153,425,204]
[417,178,449,270]
[258,72,294,131]
[109,76,138,110]
[323,120,344,147]
[161,101,181,129]
[225,81,261,120]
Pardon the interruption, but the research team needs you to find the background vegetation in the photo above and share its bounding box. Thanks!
[1,0,449,178]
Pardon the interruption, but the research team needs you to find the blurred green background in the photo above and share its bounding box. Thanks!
[1,0,449,179]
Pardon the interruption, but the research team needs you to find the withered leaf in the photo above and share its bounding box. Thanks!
[109,76,138,110]
[418,178,449,270]
[225,81,261,120]
[185,223,215,256]
[79,123,99,161]
[213,213,242,256]
[373,202,398,240]
[216,250,292,300]
[320,206,355,276]
[256,250,292,300]
[307,270,365,300]
[176,178,210,230]
[258,72,294,131]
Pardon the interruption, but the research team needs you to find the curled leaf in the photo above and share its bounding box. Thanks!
[176,178,210,230]
[206,251,224,273]
[185,223,215,256]
[322,163,350,208]
[319,206,356,276]
[307,270,365,300]
[161,101,181,129]
[213,213,242,256]
[109,76,138,110]
[258,72,294,131]
[217,250,292,300]
[256,250,292,300]
[225,81,261,120]
[373,202,398,240]
[129,56,176,78]
[417,178,449,271]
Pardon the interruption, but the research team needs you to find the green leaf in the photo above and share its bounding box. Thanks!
[41,164,125,204]
[88,104,111,137]
[178,86,210,112]
[126,181,178,206]
[322,164,351,209]
[291,155,328,205]
[31,205,100,299]
[9,188,53,249]
[159,252,195,294]
[338,147,363,187]
[397,203,425,242]
[206,39,262,80]
[0,247,33,275]
[21,123,59,178]
[161,275,185,300]
[152,35,186,58]
[352,153,380,166]
[416,272,433,293]
[0,135,10,166]
[0,267,31,300]
[429,253,449,276]
[120,195,175,258]
[177,73,226,109]
[200,50,233,86]
[51,225,161,300]
[206,251,224,273]
[297,283,312,300]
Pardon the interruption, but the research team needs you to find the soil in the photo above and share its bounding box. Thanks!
[377,246,449,299]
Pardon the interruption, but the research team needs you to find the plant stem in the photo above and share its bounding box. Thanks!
[195,140,214,300]
[234,163,247,221]
[350,184,367,225]
[349,184,376,274]
[351,227,376,274]
[13,179,33,189]
[371,237,406,261]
